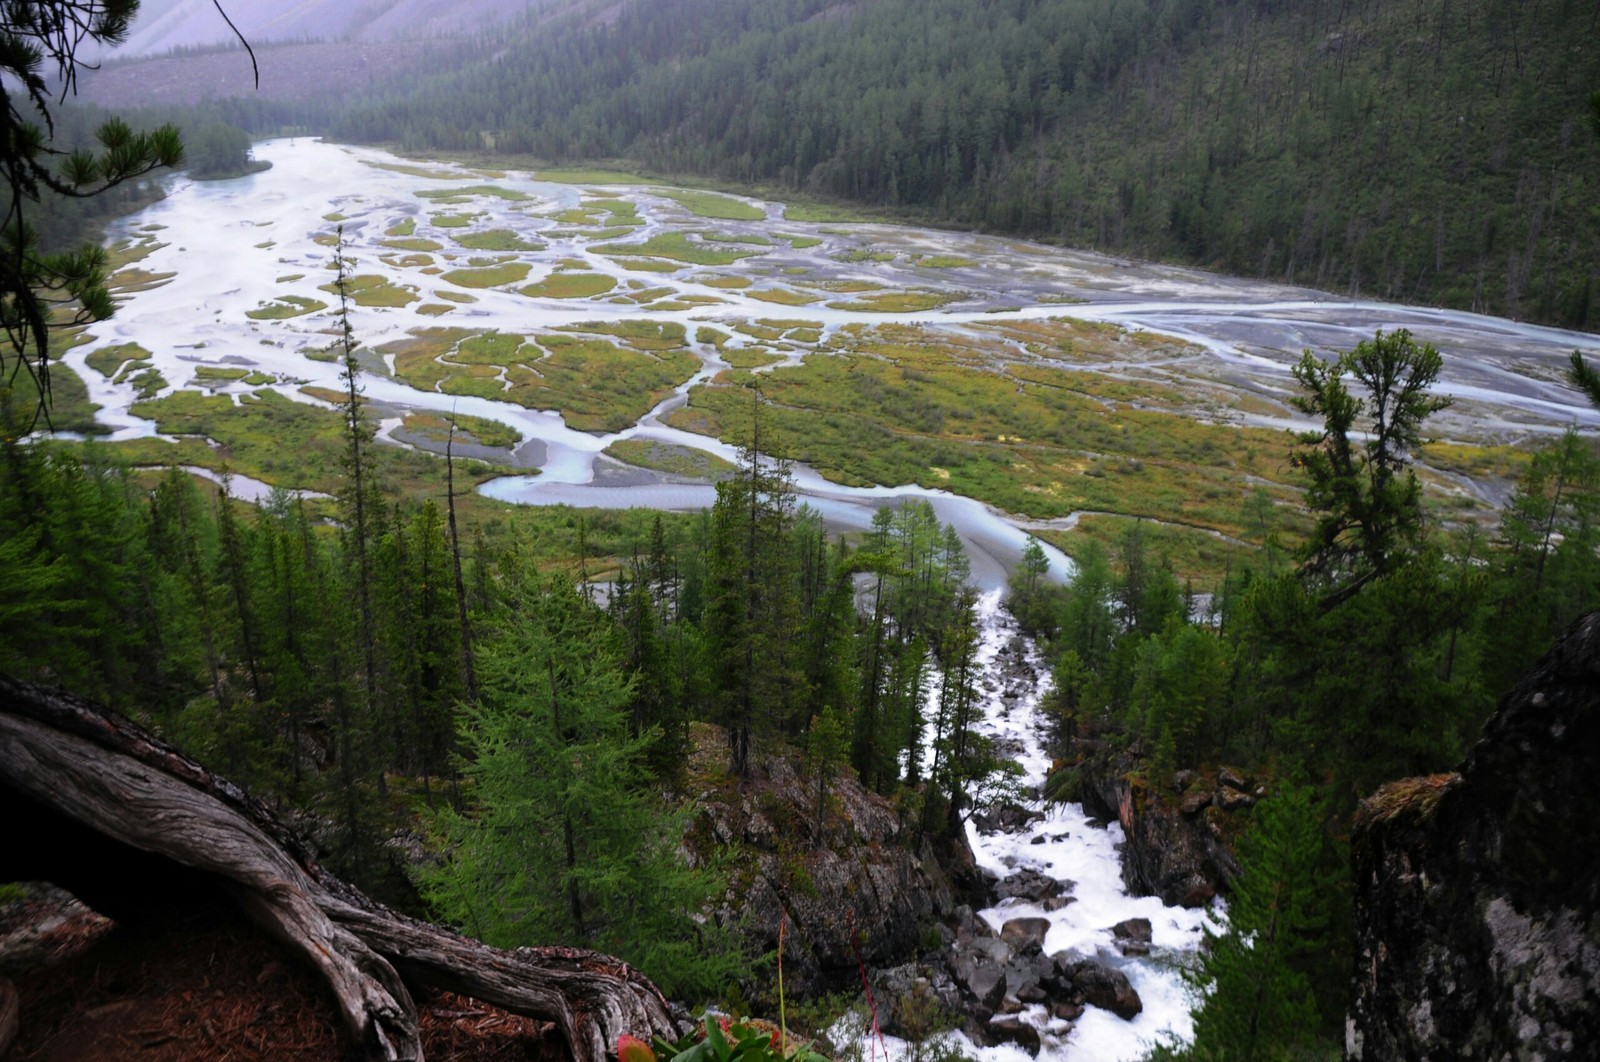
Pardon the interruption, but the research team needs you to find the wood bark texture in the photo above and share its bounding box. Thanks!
[0,677,676,1062]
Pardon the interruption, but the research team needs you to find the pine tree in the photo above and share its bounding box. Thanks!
[704,384,799,776]
[1184,779,1332,1061]
[1290,329,1451,600]
[422,569,732,997]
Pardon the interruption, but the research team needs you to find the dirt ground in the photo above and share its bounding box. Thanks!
[1,890,562,1061]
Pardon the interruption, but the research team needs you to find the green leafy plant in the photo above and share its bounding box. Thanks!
[621,1015,830,1062]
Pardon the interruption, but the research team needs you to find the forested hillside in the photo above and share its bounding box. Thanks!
[323,0,1600,328]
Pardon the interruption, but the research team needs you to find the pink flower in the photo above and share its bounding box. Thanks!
[618,1034,656,1062]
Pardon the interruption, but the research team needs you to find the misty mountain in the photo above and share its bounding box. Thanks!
[91,0,552,58]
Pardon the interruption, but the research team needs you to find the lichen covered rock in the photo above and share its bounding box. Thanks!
[1347,613,1600,1060]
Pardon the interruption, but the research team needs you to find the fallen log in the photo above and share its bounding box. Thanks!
[0,676,676,1062]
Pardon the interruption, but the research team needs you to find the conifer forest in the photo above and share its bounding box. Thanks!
[2,2,1599,1060]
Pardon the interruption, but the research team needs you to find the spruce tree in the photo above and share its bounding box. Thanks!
[1184,779,1332,1061]
[422,568,732,997]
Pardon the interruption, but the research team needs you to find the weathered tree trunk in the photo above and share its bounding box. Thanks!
[0,677,675,1062]
[0,974,17,1058]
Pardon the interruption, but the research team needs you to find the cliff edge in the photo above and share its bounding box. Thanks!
[1347,613,1600,1059]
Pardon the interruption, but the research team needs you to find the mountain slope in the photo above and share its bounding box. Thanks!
[322,0,1600,329]
[90,0,551,57]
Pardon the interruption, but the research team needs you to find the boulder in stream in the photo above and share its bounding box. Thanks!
[1059,956,1143,1021]
[999,917,1051,954]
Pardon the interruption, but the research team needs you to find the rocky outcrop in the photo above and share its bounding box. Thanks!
[1347,612,1600,1060]
[694,738,983,998]
[1077,751,1240,907]
[869,904,1144,1055]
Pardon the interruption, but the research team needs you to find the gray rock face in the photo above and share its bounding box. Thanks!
[1077,749,1239,907]
[697,745,980,998]
[1347,613,1600,1060]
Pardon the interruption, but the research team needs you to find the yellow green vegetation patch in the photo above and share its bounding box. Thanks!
[604,439,736,479]
[299,385,354,405]
[665,322,1302,541]
[699,275,752,289]
[800,278,882,294]
[917,255,977,268]
[382,237,443,253]
[721,348,784,370]
[507,335,700,432]
[246,294,327,320]
[417,303,455,317]
[386,218,417,237]
[826,290,958,312]
[453,229,545,252]
[621,286,675,305]
[417,185,530,202]
[320,274,418,308]
[593,232,765,266]
[193,366,250,382]
[109,267,177,292]
[86,342,152,378]
[520,273,617,299]
[442,262,533,288]
[660,190,764,221]
[368,162,470,180]
[784,202,878,223]
[782,234,823,249]
[6,360,104,433]
[380,253,435,269]
[617,259,680,273]
[837,249,896,264]
[532,168,640,184]
[1419,441,1531,485]
[430,213,474,228]
[276,274,304,283]
[557,319,688,352]
[122,386,495,505]
[747,288,820,306]
[546,206,606,225]
[402,411,523,450]
[701,232,770,245]
[435,290,477,304]
[454,332,533,365]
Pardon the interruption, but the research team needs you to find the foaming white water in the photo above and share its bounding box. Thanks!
[833,592,1217,1062]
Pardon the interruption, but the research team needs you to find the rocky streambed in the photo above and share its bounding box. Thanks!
[839,593,1219,1062]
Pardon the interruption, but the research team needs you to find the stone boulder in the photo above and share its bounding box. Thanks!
[1058,957,1143,1021]
[1347,613,1600,1060]
[987,1015,1041,1055]
[1110,917,1152,957]
[992,868,1068,904]
[999,917,1050,954]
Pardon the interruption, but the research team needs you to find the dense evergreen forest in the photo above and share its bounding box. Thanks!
[298,0,1600,328]
[7,1,1600,1057]
[4,322,1599,1052]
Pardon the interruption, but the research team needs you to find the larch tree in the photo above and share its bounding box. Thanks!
[1183,779,1333,1062]
[1290,329,1451,603]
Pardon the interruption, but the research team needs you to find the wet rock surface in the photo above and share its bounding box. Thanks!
[694,732,984,999]
[1077,750,1239,907]
[1347,613,1600,1060]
